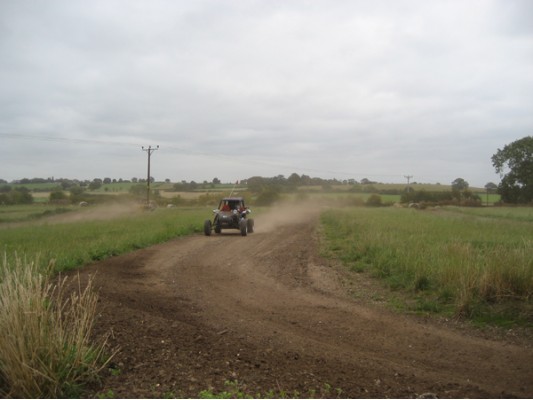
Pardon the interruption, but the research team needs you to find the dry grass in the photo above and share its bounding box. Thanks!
[0,254,113,398]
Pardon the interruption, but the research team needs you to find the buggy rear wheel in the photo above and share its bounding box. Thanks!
[204,220,212,236]
[239,219,247,236]
[247,218,254,233]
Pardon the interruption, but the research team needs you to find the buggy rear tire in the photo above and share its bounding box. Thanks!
[247,218,254,233]
[204,220,212,236]
[239,219,247,236]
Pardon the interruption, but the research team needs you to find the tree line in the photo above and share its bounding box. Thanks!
[2,136,532,205]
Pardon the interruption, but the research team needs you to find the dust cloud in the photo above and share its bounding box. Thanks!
[253,200,324,233]
[33,201,144,226]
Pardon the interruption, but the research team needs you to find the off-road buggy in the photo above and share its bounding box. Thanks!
[204,197,254,236]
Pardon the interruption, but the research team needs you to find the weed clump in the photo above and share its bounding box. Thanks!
[0,254,113,398]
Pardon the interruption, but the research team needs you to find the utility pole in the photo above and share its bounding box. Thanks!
[142,145,159,206]
[404,175,413,192]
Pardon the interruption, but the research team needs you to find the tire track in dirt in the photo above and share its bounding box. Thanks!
[80,207,532,398]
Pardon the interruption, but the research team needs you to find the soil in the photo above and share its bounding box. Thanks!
[72,207,533,398]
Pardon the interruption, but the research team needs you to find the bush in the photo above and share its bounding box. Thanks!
[401,190,454,204]
[69,186,86,204]
[0,255,113,398]
[365,194,382,207]
[49,190,67,202]
[0,187,33,205]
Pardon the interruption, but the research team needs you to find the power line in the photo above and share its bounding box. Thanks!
[1,132,399,178]
[1,132,449,182]
[0,132,142,147]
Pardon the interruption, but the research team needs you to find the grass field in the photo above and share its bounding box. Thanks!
[320,206,533,326]
[0,204,74,223]
[444,206,533,222]
[0,205,207,273]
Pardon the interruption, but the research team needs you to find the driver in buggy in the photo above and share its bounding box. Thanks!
[220,200,245,212]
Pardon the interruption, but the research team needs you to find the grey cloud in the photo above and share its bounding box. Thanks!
[0,0,530,186]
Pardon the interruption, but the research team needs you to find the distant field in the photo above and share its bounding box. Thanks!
[3,182,62,191]
[305,183,454,192]
[288,191,501,205]
[305,182,490,192]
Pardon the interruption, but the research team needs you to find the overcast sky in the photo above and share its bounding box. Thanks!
[1,0,532,187]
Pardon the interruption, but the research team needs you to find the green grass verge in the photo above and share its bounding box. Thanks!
[320,207,533,326]
[0,206,207,273]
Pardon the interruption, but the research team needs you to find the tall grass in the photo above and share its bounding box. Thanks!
[320,207,533,324]
[0,254,112,398]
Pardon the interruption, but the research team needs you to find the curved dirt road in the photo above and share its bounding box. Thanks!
[80,209,532,398]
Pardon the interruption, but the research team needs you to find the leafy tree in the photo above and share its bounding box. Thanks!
[59,180,74,190]
[88,181,102,190]
[492,136,533,203]
[172,180,200,192]
[287,173,301,186]
[361,178,378,185]
[300,174,312,185]
[246,176,265,193]
[212,177,221,185]
[451,178,469,192]
[451,178,480,204]
[484,182,498,192]
[88,178,103,191]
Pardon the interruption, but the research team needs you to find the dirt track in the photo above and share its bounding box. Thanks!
[78,208,533,398]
